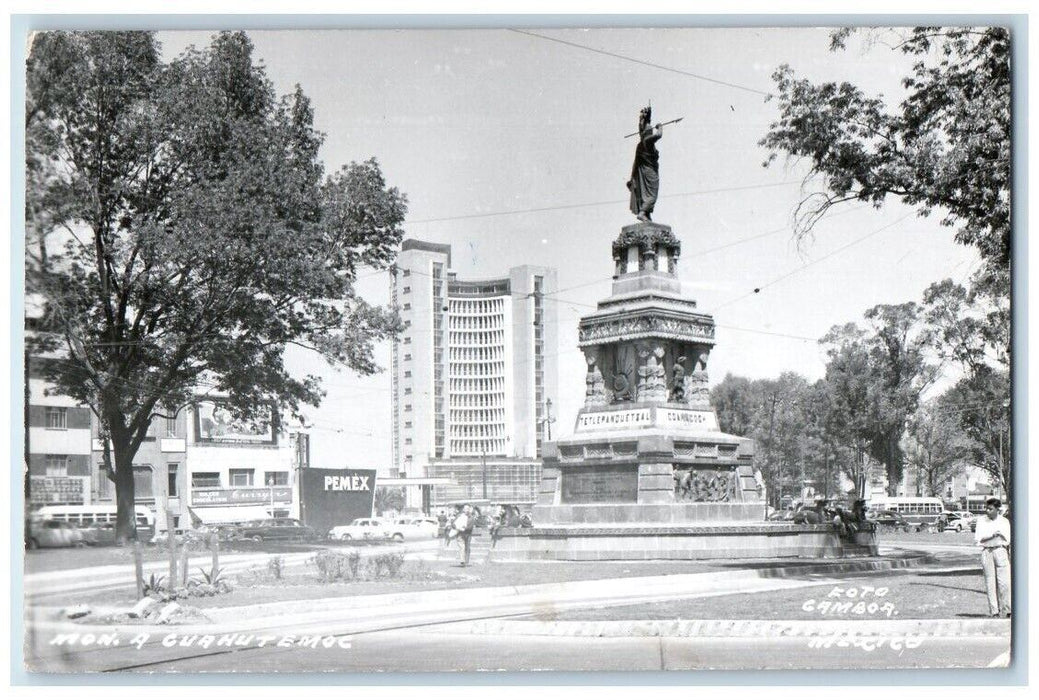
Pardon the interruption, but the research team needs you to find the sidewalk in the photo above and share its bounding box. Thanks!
[23,541,440,600]
[30,551,938,638]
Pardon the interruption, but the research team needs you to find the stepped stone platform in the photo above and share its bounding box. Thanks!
[492,523,878,561]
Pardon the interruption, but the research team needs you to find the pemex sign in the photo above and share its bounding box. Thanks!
[299,468,377,536]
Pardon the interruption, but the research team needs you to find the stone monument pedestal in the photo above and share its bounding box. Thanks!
[497,222,876,560]
[533,404,760,525]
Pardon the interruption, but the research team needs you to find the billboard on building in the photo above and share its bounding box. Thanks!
[194,400,278,445]
[29,476,90,506]
[299,468,377,536]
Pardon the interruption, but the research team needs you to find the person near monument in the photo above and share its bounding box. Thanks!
[974,497,1011,617]
[454,504,475,567]
[626,106,664,222]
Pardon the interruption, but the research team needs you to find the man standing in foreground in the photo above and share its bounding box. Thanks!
[974,497,1012,617]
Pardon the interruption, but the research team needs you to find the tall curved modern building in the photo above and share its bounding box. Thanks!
[391,240,558,507]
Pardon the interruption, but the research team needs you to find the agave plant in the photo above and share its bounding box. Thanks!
[142,573,166,596]
[196,565,225,586]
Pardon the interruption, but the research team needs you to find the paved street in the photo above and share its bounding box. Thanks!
[28,621,1009,673]
[22,545,1011,674]
[23,539,441,602]
[148,629,1011,672]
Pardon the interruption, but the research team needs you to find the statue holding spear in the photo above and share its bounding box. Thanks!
[625,105,682,222]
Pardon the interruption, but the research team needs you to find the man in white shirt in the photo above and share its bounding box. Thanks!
[453,505,474,567]
[974,497,1011,617]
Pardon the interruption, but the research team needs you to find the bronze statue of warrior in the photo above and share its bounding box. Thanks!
[626,106,664,222]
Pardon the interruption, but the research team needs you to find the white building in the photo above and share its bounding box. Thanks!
[391,239,558,507]
[26,357,93,507]
[184,400,308,525]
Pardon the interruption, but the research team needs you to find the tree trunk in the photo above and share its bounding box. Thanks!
[112,439,138,544]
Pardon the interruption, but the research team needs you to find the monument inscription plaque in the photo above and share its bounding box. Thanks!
[561,464,638,503]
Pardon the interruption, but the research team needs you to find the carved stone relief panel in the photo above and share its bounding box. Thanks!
[673,466,735,502]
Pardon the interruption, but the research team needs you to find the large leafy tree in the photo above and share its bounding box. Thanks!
[921,274,1009,497]
[821,303,937,496]
[936,368,1010,498]
[710,373,760,438]
[711,372,836,507]
[26,31,407,541]
[759,27,1011,276]
[902,402,967,498]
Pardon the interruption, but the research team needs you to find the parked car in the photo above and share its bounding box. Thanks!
[25,519,86,549]
[212,524,244,542]
[389,517,439,541]
[238,518,316,542]
[80,521,118,546]
[867,509,912,531]
[941,512,973,533]
[328,518,391,541]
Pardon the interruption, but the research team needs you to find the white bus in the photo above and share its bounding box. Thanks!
[34,505,155,537]
[868,496,944,526]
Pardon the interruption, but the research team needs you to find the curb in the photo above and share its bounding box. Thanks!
[29,551,931,635]
[446,618,1011,638]
[200,552,931,622]
[25,542,441,599]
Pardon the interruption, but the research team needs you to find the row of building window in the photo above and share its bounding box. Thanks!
[449,316,505,330]
[449,378,506,392]
[42,407,180,437]
[449,298,506,315]
[447,282,509,296]
[432,262,446,459]
[448,363,506,378]
[449,395,503,408]
[449,348,503,362]
[449,438,510,455]
[48,457,288,497]
[533,274,545,459]
[451,424,507,438]
[448,331,505,345]
[449,409,506,424]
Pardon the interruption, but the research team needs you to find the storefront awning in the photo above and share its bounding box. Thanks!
[189,505,273,525]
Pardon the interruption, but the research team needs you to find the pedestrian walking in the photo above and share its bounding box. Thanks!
[454,505,474,567]
[974,497,1011,617]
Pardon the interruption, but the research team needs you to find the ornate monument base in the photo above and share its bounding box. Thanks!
[533,403,760,525]
[500,221,877,560]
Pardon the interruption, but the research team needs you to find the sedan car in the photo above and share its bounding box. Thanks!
[328,518,391,541]
[867,509,912,531]
[389,517,439,541]
[25,519,86,549]
[238,518,317,542]
[942,512,972,533]
[80,521,118,546]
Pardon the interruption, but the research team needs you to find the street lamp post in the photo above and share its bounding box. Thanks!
[764,392,780,509]
[481,448,487,500]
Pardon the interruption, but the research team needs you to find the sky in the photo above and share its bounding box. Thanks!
[155,27,982,471]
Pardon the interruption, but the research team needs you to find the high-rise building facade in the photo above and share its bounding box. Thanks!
[391,239,557,504]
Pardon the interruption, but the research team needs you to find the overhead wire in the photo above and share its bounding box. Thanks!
[507,29,772,97]
[403,181,802,225]
[708,212,915,314]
